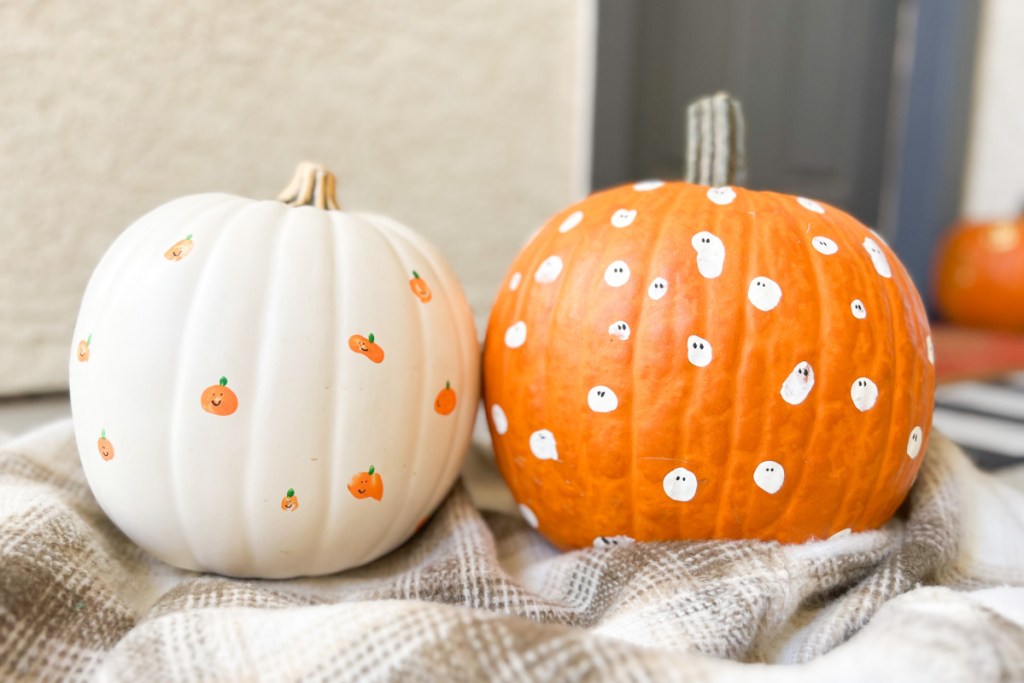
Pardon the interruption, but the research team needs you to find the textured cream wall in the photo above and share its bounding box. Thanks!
[961,0,1024,219]
[0,0,592,395]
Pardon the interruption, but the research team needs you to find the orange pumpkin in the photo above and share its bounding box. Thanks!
[483,94,933,549]
[281,488,299,511]
[348,333,385,364]
[934,217,1024,331]
[76,335,91,362]
[434,381,456,415]
[97,429,114,461]
[347,465,383,501]
[164,234,194,261]
[200,376,239,416]
[410,271,432,303]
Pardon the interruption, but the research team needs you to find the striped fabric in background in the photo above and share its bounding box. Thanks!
[934,372,1024,470]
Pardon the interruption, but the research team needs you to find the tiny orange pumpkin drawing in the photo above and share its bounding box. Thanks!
[281,488,299,511]
[409,271,432,303]
[434,380,456,415]
[201,376,238,416]
[76,335,92,362]
[347,465,383,501]
[97,429,114,461]
[349,333,385,364]
[164,233,194,261]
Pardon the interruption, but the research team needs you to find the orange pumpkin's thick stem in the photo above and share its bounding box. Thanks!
[684,92,747,187]
[278,162,341,211]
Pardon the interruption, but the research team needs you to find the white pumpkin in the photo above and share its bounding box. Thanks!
[69,163,479,578]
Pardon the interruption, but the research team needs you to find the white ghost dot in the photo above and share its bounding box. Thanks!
[611,209,638,228]
[907,426,924,459]
[850,377,879,412]
[753,461,785,494]
[633,179,664,192]
[687,335,713,367]
[509,272,522,291]
[529,430,558,461]
[534,255,564,284]
[797,197,825,214]
[663,467,698,502]
[588,386,619,413]
[593,535,635,548]
[604,260,631,287]
[926,335,934,365]
[781,361,815,405]
[851,299,867,319]
[691,231,725,279]
[747,277,782,312]
[863,237,892,278]
[518,504,539,529]
[490,404,508,435]
[648,277,669,300]
[559,210,583,233]
[706,186,736,206]
[608,321,631,341]
[504,321,527,349]
[812,237,839,255]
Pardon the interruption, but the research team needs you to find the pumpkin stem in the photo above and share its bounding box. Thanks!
[368,465,375,475]
[368,333,375,343]
[445,380,450,390]
[412,270,420,279]
[86,334,91,346]
[278,161,341,211]
[219,376,228,387]
[287,488,294,497]
[100,429,105,439]
[684,92,748,187]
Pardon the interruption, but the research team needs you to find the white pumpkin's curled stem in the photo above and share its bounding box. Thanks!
[278,161,341,211]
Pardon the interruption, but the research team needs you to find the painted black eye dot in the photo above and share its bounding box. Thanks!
[676,476,681,481]
[699,343,705,349]
[692,343,697,348]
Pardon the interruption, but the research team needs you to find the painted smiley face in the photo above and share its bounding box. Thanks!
[559,210,584,233]
[691,231,725,278]
[535,255,564,284]
[747,277,782,312]
[200,377,239,416]
[781,362,815,405]
[687,335,712,367]
[753,461,785,494]
[587,386,619,413]
[706,186,736,206]
[663,467,698,502]
[593,534,636,548]
[604,260,631,287]
[851,299,867,319]
[504,321,527,349]
[608,321,631,341]
[490,404,509,435]
[907,426,924,458]
[76,338,90,362]
[611,209,638,228]
[863,237,892,278]
[529,429,558,460]
[850,377,879,412]
[648,277,669,300]
[812,237,839,255]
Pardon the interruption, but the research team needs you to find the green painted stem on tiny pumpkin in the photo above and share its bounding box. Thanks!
[445,380,450,390]
[286,488,295,497]
[219,376,228,386]
[86,334,92,346]
[368,333,375,343]
[100,429,106,439]
[185,234,193,241]
[368,465,375,475]
[412,270,420,279]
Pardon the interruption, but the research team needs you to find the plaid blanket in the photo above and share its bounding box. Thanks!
[1,420,1023,681]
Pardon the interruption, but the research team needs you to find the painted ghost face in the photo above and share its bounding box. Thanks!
[633,179,664,191]
[907,426,924,458]
[706,186,736,206]
[518,503,539,528]
[535,255,563,283]
[753,461,785,494]
[926,335,934,364]
[604,260,631,287]
[863,237,892,278]
[509,272,522,291]
[559,210,583,233]
[593,535,635,548]
[691,231,725,278]
[747,277,782,311]
[490,404,508,435]
[611,209,637,228]
[781,361,815,405]
[648,277,669,300]
[588,386,619,413]
[663,467,698,502]
[529,430,558,460]
[797,196,825,214]
[851,299,867,319]
[687,335,712,367]
[608,321,631,341]
[850,377,879,411]
[812,237,839,255]
[504,321,527,349]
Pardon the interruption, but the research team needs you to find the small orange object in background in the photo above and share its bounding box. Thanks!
[434,381,456,415]
[281,488,299,511]
[347,466,383,501]
[97,429,114,461]
[77,335,91,362]
[409,271,432,303]
[201,376,239,416]
[348,333,385,364]
[934,218,1024,332]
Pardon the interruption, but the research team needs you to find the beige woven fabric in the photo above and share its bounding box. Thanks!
[1,421,1023,681]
